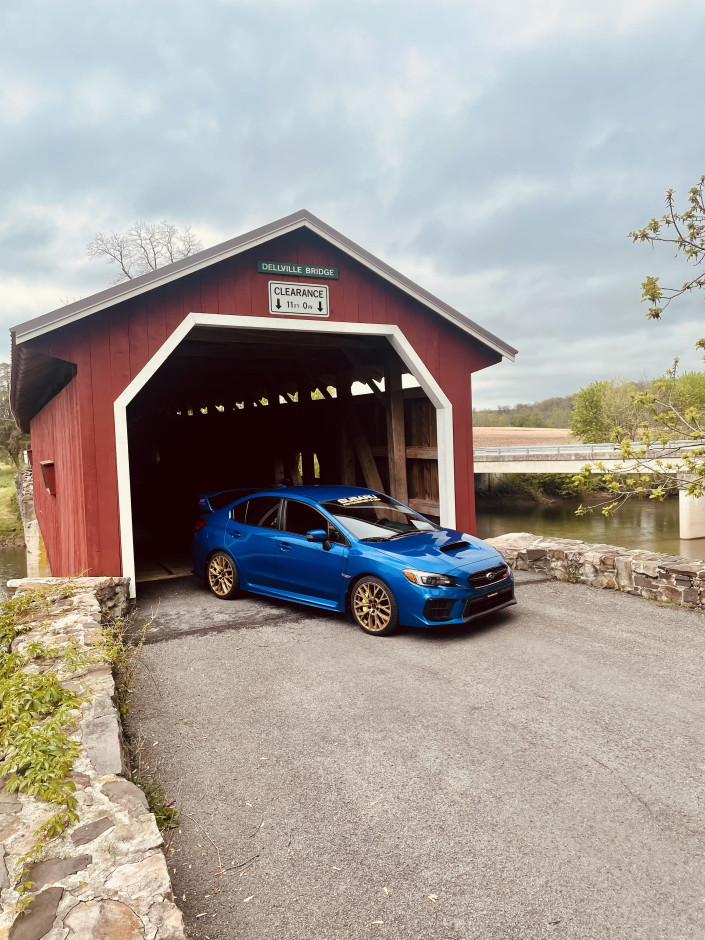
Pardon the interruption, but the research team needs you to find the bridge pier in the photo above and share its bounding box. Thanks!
[475,473,492,493]
[679,488,705,540]
[473,444,705,543]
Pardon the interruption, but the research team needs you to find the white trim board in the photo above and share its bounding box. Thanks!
[114,314,455,597]
[14,211,516,361]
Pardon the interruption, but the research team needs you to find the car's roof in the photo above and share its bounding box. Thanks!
[234,485,383,503]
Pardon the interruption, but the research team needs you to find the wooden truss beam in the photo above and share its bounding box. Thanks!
[384,356,408,504]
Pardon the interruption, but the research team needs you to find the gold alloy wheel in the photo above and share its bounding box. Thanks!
[208,553,235,597]
[352,580,393,633]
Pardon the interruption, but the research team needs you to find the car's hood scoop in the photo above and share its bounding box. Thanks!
[439,540,469,553]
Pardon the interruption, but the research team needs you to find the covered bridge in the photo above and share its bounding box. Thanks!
[10,210,516,594]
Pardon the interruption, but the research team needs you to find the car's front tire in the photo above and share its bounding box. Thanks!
[207,551,240,600]
[350,577,399,636]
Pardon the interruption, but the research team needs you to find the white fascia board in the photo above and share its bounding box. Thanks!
[301,223,515,362]
[115,314,456,595]
[15,221,306,345]
[14,217,515,362]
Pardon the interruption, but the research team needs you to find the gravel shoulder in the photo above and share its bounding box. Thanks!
[129,572,705,940]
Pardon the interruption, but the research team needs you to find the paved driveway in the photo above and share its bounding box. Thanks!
[129,572,704,940]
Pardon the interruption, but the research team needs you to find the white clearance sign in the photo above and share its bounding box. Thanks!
[268,281,329,317]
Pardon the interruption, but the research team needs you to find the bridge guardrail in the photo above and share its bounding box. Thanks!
[473,440,703,456]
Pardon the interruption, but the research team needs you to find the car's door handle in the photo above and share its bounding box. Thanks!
[227,527,242,538]
[280,542,292,551]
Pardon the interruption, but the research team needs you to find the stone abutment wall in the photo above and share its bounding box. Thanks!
[0,577,186,940]
[14,470,49,579]
[488,532,705,606]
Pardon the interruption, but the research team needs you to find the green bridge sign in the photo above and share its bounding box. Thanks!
[257,260,338,279]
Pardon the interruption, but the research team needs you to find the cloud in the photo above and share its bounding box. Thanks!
[1,0,704,410]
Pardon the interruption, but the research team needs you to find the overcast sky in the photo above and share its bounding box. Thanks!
[2,0,704,407]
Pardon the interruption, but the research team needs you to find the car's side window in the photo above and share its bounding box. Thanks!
[284,500,348,545]
[230,500,249,523]
[283,500,326,536]
[231,496,281,528]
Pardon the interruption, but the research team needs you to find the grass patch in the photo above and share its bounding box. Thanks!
[477,472,603,503]
[132,772,179,830]
[0,583,85,908]
[0,462,24,547]
[0,582,154,909]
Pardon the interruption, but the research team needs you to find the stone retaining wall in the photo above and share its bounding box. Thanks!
[487,532,705,607]
[0,577,186,940]
[13,471,49,579]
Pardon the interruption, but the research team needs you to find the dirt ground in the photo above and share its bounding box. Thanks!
[473,426,577,447]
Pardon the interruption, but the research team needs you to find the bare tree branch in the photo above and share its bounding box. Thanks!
[86,220,203,282]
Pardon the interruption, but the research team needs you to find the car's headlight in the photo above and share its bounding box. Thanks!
[402,569,456,587]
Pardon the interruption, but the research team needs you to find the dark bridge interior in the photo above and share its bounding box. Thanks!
[127,326,440,581]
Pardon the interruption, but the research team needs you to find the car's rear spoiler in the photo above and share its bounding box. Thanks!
[198,495,214,513]
[197,486,282,514]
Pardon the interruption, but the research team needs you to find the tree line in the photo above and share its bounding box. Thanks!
[473,395,573,429]
[473,369,705,444]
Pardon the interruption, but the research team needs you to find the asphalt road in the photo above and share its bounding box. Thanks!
[128,571,705,940]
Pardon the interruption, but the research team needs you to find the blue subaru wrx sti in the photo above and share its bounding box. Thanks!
[192,485,516,636]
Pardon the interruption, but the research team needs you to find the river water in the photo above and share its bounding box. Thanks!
[0,497,702,585]
[0,547,28,588]
[476,495,705,561]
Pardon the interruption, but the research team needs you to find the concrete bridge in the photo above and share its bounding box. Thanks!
[473,440,705,540]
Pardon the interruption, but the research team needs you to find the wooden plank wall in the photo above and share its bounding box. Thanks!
[25,228,501,577]
[29,378,87,575]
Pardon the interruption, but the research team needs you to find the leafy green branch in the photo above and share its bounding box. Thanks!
[0,582,146,911]
[573,365,705,516]
[629,174,705,322]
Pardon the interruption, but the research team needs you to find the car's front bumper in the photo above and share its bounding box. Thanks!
[396,577,517,629]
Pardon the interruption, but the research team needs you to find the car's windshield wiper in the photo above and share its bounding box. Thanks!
[363,528,432,542]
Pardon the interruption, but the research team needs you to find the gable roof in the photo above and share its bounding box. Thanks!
[10,209,517,360]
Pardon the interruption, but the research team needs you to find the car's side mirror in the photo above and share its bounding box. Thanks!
[306,528,328,542]
[306,528,331,550]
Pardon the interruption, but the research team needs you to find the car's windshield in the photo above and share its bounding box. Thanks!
[320,494,438,541]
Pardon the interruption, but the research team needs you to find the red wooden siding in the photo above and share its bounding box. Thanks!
[30,378,87,575]
[24,228,500,577]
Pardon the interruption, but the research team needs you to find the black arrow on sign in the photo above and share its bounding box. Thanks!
[318,301,323,312]
[276,298,281,309]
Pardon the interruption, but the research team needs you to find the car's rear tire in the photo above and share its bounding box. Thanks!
[350,577,399,636]
[207,552,240,600]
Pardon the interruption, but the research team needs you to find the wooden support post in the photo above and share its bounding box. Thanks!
[340,431,356,485]
[337,374,357,485]
[384,356,408,504]
[343,402,384,492]
[296,378,315,485]
[267,384,285,483]
[344,350,386,406]
[301,451,315,485]
[286,454,303,486]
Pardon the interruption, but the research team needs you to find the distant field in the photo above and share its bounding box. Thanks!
[473,427,577,447]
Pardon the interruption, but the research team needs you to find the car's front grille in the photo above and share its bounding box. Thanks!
[468,564,509,588]
[462,587,514,620]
